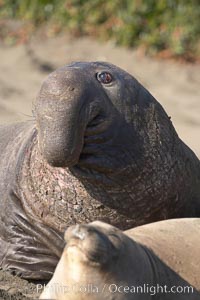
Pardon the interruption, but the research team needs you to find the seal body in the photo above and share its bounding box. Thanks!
[40,219,200,300]
[0,62,200,279]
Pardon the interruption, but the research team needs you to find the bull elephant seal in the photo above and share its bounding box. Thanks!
[0,62,200,279]
[40,219,200,300]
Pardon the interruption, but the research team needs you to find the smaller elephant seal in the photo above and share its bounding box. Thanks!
[40,219,200,300]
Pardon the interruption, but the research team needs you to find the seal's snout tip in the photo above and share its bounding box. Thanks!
[46,155,79,168]
[72,224,87,240]
[39,142,80,168]
[65,224,118,265]
[65,224,89,243]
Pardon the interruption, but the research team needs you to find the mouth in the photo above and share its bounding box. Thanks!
[66,243,90,265]
[66,239,108,266]
[84,114,108,137]
[69,116,115,177]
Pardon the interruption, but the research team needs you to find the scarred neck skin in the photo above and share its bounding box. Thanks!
[19,133,140,233]
[19,111,199,236]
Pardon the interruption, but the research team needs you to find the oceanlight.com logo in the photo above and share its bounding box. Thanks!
[108,283,194,296]
[37,282,194,297]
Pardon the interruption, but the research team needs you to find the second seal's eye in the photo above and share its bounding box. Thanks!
[96,72,113,84]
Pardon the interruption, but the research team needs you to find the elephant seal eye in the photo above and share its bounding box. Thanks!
[96,72,113,84]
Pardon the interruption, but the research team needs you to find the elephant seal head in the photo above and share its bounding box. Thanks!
[35,61,174,182]
[40,221,145,300]
[64,221,123,266]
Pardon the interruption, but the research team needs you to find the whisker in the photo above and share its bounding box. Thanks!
[18,112,36,120]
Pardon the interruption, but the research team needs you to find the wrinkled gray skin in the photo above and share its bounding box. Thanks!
[0,62,200,280]
[40,220,200,300]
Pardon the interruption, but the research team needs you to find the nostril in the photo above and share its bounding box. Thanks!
[69,87,75,91]
[72,225,87,240]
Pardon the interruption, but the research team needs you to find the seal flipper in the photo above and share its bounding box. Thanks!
[0,191,65,280]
